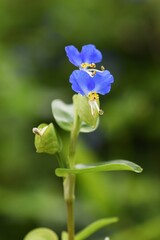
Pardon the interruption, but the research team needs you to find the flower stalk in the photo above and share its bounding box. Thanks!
[68,113,81,169]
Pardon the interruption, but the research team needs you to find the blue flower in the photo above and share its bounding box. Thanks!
[70,70,114,96]
[69,70,114,115]
[65,44,102,68]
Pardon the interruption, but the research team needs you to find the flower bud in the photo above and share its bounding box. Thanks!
[32,123,62,155]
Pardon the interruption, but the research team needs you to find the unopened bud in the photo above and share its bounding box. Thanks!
[33,123,62,155]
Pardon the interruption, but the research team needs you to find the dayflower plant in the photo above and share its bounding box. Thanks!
[24,44,143,240]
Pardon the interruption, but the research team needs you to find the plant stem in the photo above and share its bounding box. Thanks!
[56,152,66,168]
[64,102,81,240]
[63,174,76,240]
[68,113,81,169]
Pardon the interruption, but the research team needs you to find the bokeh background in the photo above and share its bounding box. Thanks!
[0,0,160,239]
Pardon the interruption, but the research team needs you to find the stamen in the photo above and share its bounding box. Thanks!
[90,63,96,68]
[92,71,96,76]
[87,68,105,74]
[101,65,105,71]
[81,62,96,69]
[99,109,104,115]
[88,92,104,116]
[81,63,106,76]
[88,92,99,101]
[81,63,90,68]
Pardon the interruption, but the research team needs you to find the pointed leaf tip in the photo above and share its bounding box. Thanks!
[75,217,118,240]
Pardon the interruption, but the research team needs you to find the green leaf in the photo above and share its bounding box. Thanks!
[33,123,62,155]
[75,217,118,240]
[73,94,99,129]
[61,231,68,240]
[52,99,74,132]
[23,228,58,240]
[51,98,99,133]
[55,160,143,177]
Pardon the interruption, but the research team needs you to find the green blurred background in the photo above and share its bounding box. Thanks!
[0,0,160,239]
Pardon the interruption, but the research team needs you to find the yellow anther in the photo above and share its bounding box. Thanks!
[81,62,96,69]
[90,63,96,68]
[88,92,99,101]
[101,66,105,71]
[81,63,90,68]
[99,109,104,115]
[88,94,103,116]
[92,71,96,76]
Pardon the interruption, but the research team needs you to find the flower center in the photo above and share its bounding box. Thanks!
[80,63,105,77]
[88,92,99,101]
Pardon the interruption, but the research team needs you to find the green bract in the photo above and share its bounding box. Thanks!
[34,123,62,155]
[73,94,99,128]
[51,95,99,133]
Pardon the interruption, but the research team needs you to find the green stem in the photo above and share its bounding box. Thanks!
[56,152,66,168]
[68,113,81,168]
[63,174,76,240]
[63,102,81,240]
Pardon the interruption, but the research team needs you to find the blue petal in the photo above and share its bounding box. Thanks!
[81,44,102,64]
[93,70,114,95]
[69,70,95,95]
[65,45,82,67]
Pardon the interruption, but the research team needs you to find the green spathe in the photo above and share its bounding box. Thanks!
[73,94,99,128]
[51,96,99,133]
[34,123,62,155]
